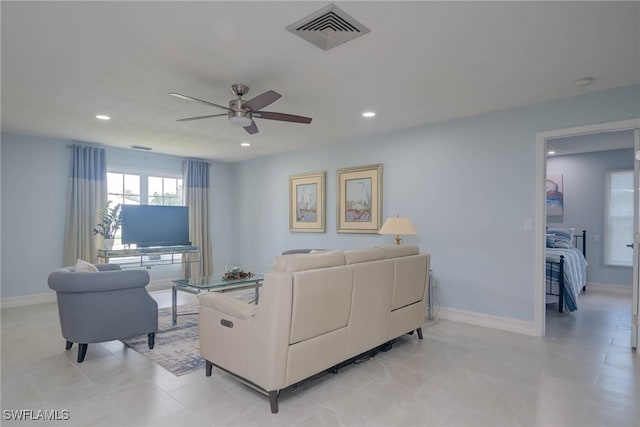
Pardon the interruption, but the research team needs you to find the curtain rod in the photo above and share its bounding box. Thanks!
[66,144,211,164]
[65,143,104,149]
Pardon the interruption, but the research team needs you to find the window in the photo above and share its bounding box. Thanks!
[107,171,183,246]
[148,176,183,206]
[605,170,633,267]
[107,172,141,206]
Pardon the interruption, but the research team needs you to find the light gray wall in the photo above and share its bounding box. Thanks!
[547,146,634,286]
[1,133,69,298]
[1,85,638,322]
[0,133,235,298]
[231,85,640,322]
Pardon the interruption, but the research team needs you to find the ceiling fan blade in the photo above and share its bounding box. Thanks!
[255,111,312,124]
[241,90,281,111]
[243,120,259,134]
[169,92,231,111]
[177,113,228,122]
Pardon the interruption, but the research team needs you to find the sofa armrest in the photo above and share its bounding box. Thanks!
[198,292,257,320]
[95,263,122,272]
[48,269,150,293]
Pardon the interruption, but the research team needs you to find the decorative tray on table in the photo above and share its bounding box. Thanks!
[222,266,254,281]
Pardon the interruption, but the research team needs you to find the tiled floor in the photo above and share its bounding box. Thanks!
[1,287,639,426]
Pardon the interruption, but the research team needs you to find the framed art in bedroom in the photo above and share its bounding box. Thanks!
[337,164,382,233]
[289,171,326,233]
[546,174,564,216]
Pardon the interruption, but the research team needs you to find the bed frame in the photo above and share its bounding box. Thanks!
[546,229,586,313]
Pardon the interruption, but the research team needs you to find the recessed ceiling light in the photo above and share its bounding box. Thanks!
[240,142,251,147]
[96,114,111,120]
[548,151,556,155]
[362,111,376,118]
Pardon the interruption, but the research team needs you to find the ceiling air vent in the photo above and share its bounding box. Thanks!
[286,3,370,51]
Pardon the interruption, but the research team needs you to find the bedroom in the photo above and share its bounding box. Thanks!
[543,129,635,343]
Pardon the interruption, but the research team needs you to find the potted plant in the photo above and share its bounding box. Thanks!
[93,202,122,250]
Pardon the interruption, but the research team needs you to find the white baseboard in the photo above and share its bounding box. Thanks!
[438,307,537,336]
[1,292,57,309]
[586,282,633,296]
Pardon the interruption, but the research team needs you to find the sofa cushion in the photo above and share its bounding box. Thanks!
[74,258,99,273]
[344,247,387,265]
[272,250,345,273]
[289,267,353,344]
[392,254,428,310]
[383,245,419,259]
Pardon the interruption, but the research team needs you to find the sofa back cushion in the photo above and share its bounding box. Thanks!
[383,245,419,259]
[272,250,345,273]
[391,254,429,310]
[289,267,353,344]
[344,247,387,265]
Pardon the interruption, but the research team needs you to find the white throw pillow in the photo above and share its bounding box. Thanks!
[74,258,99,273]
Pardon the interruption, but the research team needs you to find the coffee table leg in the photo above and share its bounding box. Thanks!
[172,285,177,325]
[254,285,259,304]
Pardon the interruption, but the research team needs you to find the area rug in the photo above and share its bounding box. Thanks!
[122,304,204,376]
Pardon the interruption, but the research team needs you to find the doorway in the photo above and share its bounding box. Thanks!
[534,118,640,354]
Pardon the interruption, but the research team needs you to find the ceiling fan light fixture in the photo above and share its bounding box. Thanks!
[229,115,253,127]
[170,84,312,135]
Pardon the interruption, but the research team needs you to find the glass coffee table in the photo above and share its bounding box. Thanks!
[171,273,264,325]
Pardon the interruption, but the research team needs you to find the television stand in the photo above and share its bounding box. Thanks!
[97,245,201,278]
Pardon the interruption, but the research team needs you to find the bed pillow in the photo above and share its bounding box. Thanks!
[546,234,556,248]
[547,227,574,248]
[554,240,573,249]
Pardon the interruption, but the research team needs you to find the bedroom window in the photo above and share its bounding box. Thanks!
[605,170,633,267]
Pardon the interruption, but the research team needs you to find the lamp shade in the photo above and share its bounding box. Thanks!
[379,216,416,244]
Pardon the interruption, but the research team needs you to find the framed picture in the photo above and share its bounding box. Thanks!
[289,171,326,232]
[546,174,563,216]
[337,164,383,233]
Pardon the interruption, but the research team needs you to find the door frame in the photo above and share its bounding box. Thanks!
[633,129,640,348]
[534,118,640,343]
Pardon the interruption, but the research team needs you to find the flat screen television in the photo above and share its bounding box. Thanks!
[121,205,190,247]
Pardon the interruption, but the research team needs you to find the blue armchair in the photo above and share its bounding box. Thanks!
[48,263,158,362]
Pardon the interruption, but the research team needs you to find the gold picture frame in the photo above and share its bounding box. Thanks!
[337,164,383,233]
[289,171,326,233]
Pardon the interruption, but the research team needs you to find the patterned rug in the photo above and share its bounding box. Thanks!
[122,304,204,376]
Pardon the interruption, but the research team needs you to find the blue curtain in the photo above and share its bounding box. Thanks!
[63,145,107,265]
[184,159,213,276]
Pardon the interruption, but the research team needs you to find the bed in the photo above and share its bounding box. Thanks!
[545,228,588,313]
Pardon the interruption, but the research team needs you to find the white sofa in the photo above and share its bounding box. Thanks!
[198,245,430,413]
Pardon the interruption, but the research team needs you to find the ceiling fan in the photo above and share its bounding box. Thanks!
[169,84,312,135]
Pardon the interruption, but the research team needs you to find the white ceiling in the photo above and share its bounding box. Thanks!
[2,1,639,163]
[548,129,635,157]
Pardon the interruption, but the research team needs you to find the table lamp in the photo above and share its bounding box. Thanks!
[379,214,417,244]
